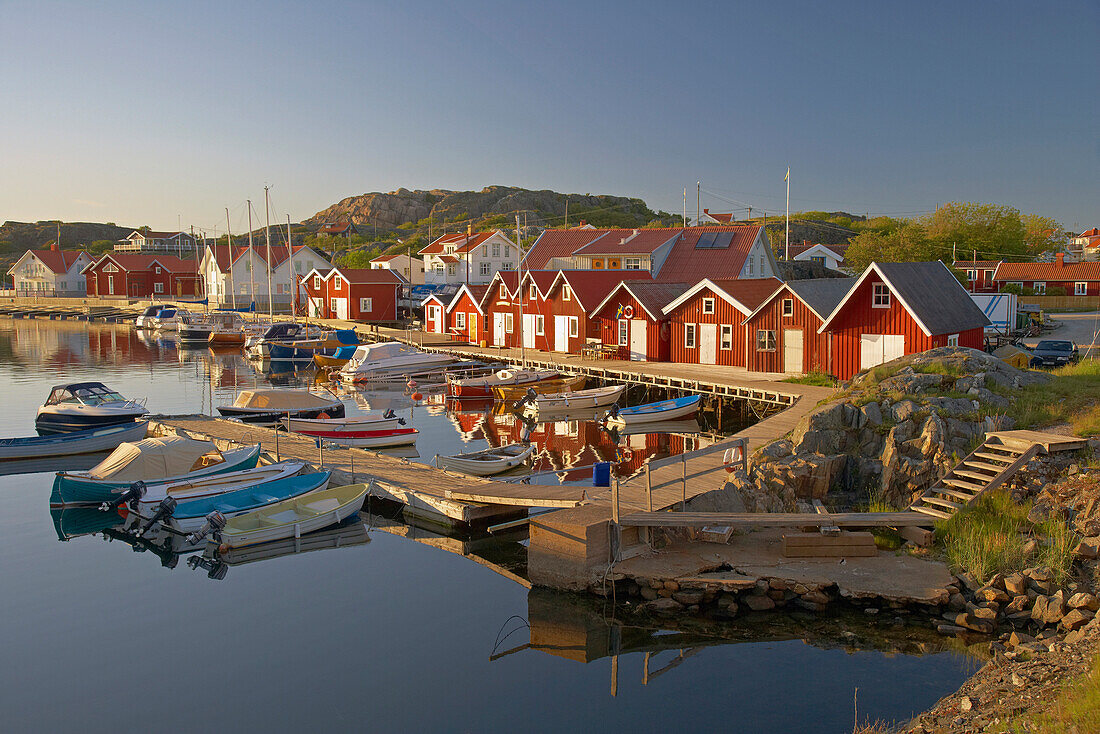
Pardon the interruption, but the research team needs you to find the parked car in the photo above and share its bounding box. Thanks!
[1029,340,1079,368]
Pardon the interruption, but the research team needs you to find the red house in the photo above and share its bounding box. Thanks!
[590,281,688,361]
[83,253,199,299]
[742,278,855,374]
[303,267,404,322]
[952,260,1001,293]
[421,293,448,334]
[993,255,1100,296]
[663,278,782,367]
[817,261,989,380]
[482,270,559,349]
[541,270,654,354]
[445,284,490,343]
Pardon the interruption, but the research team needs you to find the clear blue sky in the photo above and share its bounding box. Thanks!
[2,0,1097,234]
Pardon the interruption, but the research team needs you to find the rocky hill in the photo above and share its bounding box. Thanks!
[0,221,133,250]
[306,186,663,235]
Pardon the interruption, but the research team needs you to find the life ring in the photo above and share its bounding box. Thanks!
[722,446,743,473]
[620,448,634,462]
[622,305,634,319]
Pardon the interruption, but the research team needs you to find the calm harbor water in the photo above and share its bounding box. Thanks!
[0,320,979,733]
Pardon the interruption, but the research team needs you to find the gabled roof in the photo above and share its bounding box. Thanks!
[371,253,407,263]
[9,248,90,276]
[993,260,1100,282]
[523,229,612,269]
[1078,228,1100,238]
[447,283,490,314]
[127,230,189,240]
[206,244,320,272]
[572,229,679,256]
[549,270,654,311]
[744,278,858,323]
[418,231,500,256]
[329,267,406,285]
[88,252,198,274]
[701,209,736,224]
[590,280,690,320]
[654,226,765,282]
[319,221,356,235]
[788,242,848,260]
[662,277,783,316]
[818,261,990,336]
[522,270,559,297]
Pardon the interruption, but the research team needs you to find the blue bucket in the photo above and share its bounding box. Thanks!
[592,461,612,487]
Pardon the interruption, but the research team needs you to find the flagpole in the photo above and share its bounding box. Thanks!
[784,166,790,261]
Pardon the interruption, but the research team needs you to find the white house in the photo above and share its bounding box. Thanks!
[786,242,849,271]
[7,246,94,295]
[116,230,198,254]
[199,243,331,309]
[419,230,520,286]
[371,252,424,284]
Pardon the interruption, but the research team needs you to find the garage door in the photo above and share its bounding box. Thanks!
[860,334,905,369]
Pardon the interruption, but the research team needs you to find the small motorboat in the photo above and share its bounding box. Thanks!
[150,307,189,332]
[516,384,626,418]
[134,460,308,507]
[217,389,345,424]
[136,304,177,329]
[165,470,333,532]
[217,483,370,549]
[51,436,261,506]
[209,314,260,347]
[179,311,246,345]
[314,344,358,369]
[217,520,370,566]
[337,342,455,383]
[601,395,702,428]
[435,443,535,476]
[490,374,586,401]
[294,426,419,448]
[280,411,404,433]
[446,368,560,398]
[0,421,148,461]
[267,329,359,362]
[245,322,327,360]
[35,382,149,434]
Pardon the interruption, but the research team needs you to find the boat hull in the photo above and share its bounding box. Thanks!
[447,369,559,398]
[603,395,701,427]
[171,470,332,521]
[219,483,369,549]
[491,375,586,401]
[437,444,534,476]
[337,354,455,382]
[135,461,307,506]
[0,421,148,461]
[50,444,261,506]
[35,410,148,436]
[217,401,345,424]
[297,427,419,448]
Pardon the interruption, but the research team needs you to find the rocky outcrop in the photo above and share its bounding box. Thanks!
[733,348,1050,511]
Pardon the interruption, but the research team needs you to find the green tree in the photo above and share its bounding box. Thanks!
[1022,214,1069,255]
[923,202,1027,260]
[843,221,934,271]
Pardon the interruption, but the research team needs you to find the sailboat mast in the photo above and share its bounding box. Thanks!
[194,226,205,312]
[287,214,295,323]
[247,200,256,315]
[225,207,236,309]
[264,185,273,319]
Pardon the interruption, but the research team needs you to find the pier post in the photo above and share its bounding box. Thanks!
[611,477,620,524]
[274,424,280,461]
[681,452,687,511]
[645,461,653,512]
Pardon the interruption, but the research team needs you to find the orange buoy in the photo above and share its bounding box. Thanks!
[411,392,423,401]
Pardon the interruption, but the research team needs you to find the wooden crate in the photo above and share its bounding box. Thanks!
[782,531,877,558]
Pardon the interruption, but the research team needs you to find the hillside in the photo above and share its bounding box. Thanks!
[0,221,135,276]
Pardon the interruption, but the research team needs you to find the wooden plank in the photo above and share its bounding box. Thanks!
[929,487,978,502]
[965,460,1012,473]
[783,545,879,558]
[954,468,997,482]
[920,496,961,510]
[911,505,951,519]
[783,531,876,547]
[943,477,987,492]
[618,511,935,528]
[445,487,584,508]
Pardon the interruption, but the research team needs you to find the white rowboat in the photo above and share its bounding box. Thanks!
[218,483,370,549]
[435,443,535,476]
[519,384,626,417]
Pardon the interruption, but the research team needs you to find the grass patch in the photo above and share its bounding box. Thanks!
[781,371,837,387]
[934,490,1077,585]
[984,358,1100,435]
[992,655,1100,732]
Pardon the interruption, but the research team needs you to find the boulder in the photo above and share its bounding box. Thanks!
[1060,608,1094,631]
[743,595,776,612]
[1068,593,1100,612]
[672,590,704,606]
[1007,630,1035,648]
[1003,573,1027,596]
[1033,591,1067,626]
[975,586,1011,604]
[1004,595,1031,614]
[1075,537,1100,560]
[860,401,883,426]
[644,598,684,615]
[639,586,658,601]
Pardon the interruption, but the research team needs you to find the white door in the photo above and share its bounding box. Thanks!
[522,314,536,349]
[629,319,647,361]
[860,333,905,369]
[554,315,570,352]
[883,334,904,363]
[335,298,349,320]
[428,305,442,333]
[493,313,506,345]
[783,328,803,373]
[699,323,717,364]
[107,275,115,295]
[309,297,322,318]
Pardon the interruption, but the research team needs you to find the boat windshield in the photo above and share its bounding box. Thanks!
[45,383,128,406]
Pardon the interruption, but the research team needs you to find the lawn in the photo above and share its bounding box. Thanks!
[984,358,1100,437]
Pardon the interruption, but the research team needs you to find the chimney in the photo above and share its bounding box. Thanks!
[1056,252,1065,267]
[703,208,710,215]
[51,242,59,252]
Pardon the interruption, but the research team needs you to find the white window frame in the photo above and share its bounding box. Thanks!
[947,333,959,347]
[529,284,537,300]
[618,319,629,346]
[435,264,444,275]
[720,324,733,350]
[492,243,500,257]
[153,282,164,294]
[359,297,372,313]
[569,316,578,338]
[154,266,161,275]
[872,283,890,308]
[1075,282,1088,296]
[313,275,322,289]
[330,298,338,312]
[479,262,490,276]
[684,323,697,349]
[562,285,572,301]
[103,263,118,273]
[983,269,993,281]
[782,298,793,317]
[966,269,976,281]
[505,313,514,333]
[702,297,715,315]
[447,264,456,276]
[455,312,466,329]
[624,257,642,270]
[333,275,342,289]
[535,315,544,335]
[756,329,777,352]
[748,258,754,276]
[1034,282,1046,295]
[499,284,507,299]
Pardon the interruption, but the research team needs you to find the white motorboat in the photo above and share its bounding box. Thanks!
[337,342,454,383]
[601,395,702,428]
[136,304,177,329]
[217,389,345,424]
[280,411,404,433]
[150,307,190,332]
[517,384,626,418]
[179,311,247,345]
[435,443,534,476]
[35,382,149,435]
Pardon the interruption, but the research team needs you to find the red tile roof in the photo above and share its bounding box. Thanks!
[1080,228,1100,238]
[572,229,679,256]
[655,226,763,282]
[331,268,405,285]
[523,229,612,269]
[371,253,406,263]
[994,261,1100,282]
[553,270,654,310]
[27,249,89,275]
[418,231,496,255]
[319,222,354,235]
[702,209,736,224]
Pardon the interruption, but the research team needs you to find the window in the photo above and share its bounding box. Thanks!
[569,317,578,337]
[872,283,890,308]
[455,312,466,329]
[447,264,455,276]
[702,298,715,315]
[684,323,697,349]
[535,315,544,335]
[330,298,338,312]
[492,243,500,257]
[500,262,514,270]
[356,297,371,313]
[154,266,161,275]
[154,282,164,294]
[562,285,572,301]
[480,262,490,276]
[435,264,444,274]
[782,298,794,317]
[504,246,511,258]
[333,275,342,289]
[609,259,621,269]
[618,320,629,346]
[104,263,118,273]
[756,329,777,351]
[592,260,604,269]
[748,258,754,275]
[624,257,642,270]
[1034,282,1047,295]
[295,261,302,272]
[983,270,993,281]
[500,284,508,299]
[1076,282,1088,296]
[810,256,825,265]
[529,284,537,300]
[966,270,976,281]
[313,275,321,289]
[947,333,959,347]
[505,313,514,332]
[720,324,733,350]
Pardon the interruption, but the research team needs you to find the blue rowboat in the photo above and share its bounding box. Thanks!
[171,470,332,523]
[51,437,261,506]
[602,395,701,428]
[0,421,148,461]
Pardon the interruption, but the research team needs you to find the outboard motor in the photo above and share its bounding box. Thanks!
[512,387,538,412]
[187,554,228,581]
[135,496,177,537]
[604,402,621,422]
[186,510,227,545]
[101,481,146,512]
[383,409,406,426]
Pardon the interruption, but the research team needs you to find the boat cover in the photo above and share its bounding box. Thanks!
[349,342,416,362]
[334,329,358,345]
[231,390,336,410]
[87,437,221,481]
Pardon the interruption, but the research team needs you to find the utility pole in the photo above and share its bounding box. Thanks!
[516,213,525,367]
[696,182,700,226]
[683,188,687,227]
[264,186,273,319]
[465,223,470,286]
[226,207,236,309]
[194,227,205,311]
[564,196,568,229]
[288,215,295,322]
[784,167,790,261]
[247,200,256,314]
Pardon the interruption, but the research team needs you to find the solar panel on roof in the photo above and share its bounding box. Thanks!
[712,232,733,249]
[695,232,718,249]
